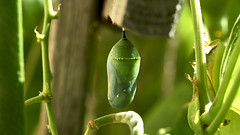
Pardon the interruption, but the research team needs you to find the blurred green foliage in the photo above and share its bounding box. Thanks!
[22,0,44,134]
[0,0,25,134]
[22,0,240,135]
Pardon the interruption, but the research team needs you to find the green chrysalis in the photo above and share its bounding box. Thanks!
[107,29,141,109]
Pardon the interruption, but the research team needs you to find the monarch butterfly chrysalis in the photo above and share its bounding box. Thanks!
[107,29,141,109]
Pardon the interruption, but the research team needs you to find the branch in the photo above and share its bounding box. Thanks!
[34,0,60,134]
[25,93,45,107]
[84,111,144,135]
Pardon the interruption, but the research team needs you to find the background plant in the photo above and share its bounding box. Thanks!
[0,0,24,134]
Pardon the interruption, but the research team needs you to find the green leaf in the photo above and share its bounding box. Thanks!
[220,15,240,79]
[188,93,204,135]
[217,109,240,135]
[0,0,25,134]
[206,40,225,93]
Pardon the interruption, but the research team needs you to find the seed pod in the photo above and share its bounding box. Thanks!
[107,30,141,109]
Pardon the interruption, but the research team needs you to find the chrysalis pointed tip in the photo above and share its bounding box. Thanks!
[122,28,127,39]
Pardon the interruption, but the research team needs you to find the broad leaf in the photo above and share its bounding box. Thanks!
[187,91,204,135]
[0,0,25,134]
[217,109,240,135]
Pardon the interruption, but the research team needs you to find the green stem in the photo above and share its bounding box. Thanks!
[25,94,45,107]
[190,0,211,112]
[41,34,52,94]
[41,0,54,94]
[205,57,240,134]
[84,111,144,135]
[46,102,58,135]
[84,126,91,135]
[35,0,59,134]
[201,36,240,126]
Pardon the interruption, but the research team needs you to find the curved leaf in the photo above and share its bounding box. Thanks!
[220,15,240,79]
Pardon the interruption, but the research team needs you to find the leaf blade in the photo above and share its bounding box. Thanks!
[0,0,25,134]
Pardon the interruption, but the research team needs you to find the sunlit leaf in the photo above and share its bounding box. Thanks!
[220,15,240,79]
[187,92,204,135]
[217,109,240,135]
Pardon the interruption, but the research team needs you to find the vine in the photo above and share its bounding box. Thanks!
[24,0,60,134]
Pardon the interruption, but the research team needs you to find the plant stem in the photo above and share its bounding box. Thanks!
[34,0,59,134]
[84,111,144,135]
[190,0,211,112]
[25,94,45,107]
[220,16,240,80]
[84,126,91,135]
[46,102,58,135]
[41,0,54,94]
[205,56,240,134]
[201,36,240,128]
